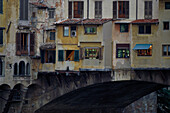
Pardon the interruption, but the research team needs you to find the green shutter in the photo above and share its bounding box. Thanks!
[53,50,56,63]
[41,50,45,63]
[0,30,3,44]
[58,50,64,61]
[0,0,3,14]
[74,50,79,61]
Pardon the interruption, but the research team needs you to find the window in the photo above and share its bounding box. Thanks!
[84,26,97,34]
[16,33,35,55]
[118,1,129,18]
[26,63,30,75]
[50,32,55,40]
[71,26,76,37]
[85,48,99,59]
[68,1,84,18]
[20,0,28,20]
[165,2,170,9]
[41,50,56,63]
[19,61,25,75]
[116,44,130,58]
[145,1,152,19]
[113,1,117,19]
[95,1,102,18]
[14,63,18,76]
[163,45,170,56]
[0,29,3,45]
[58,50,64,61]
[0,58,3,76]
[120,24,128,32]
[163,22,169,30]
[58,50,79,61]
[137,49,152,56]
[0,0,3,14]
[49,9,55,18]
[139,25,151,34]
[63,26,69,37]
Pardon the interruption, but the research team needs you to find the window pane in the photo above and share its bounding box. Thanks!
[146,25,151,34]
[64,26,69,36]
[139,25,144,34]
[168,46,170,55]
[0,0,3,14]
[165,2,170,9]
[120,24,128,32]
[163,22,169,30]
[85,27,97,34]
[0,30,3,44]
[163,46,167,56]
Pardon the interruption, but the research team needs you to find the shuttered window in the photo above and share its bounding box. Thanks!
[49,10,55,18]
[41,50,45,63]
[50,32,55,40]
[0,29,3,45]
[0,0,3,14]
[16,33,34,56]
[118,1,129,18]
[16,33,21,55]
[58,50,64,61]
[74,50,79,61]
[113,1,117,19]
[68,1,84,18]
[68,2,72,18]
[145,1,152,19]
[20,0,28,20]
[95,1,102,18]
[30,33,35,56]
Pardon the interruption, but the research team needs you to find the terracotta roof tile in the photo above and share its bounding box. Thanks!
[131,19,159,24]
[31,2,48,8]
[55,18,113,25]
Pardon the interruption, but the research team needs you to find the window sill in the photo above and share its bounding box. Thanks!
[137,34,152,36]
[0,75,5,77]
[13,75,31,77]
[0,44,3,47]
[162,56,170,58]
[116,57,130,59]
[84,33,97,35]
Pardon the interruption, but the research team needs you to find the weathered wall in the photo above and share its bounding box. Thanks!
[158,0,170,68]
[131,24,160,68]
[124,92,157,113]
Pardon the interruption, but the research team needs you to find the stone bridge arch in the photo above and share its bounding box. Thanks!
[20,71,168,113]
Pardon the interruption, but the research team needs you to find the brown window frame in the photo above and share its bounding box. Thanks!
[118,1,129,18]
[68,1,84,18]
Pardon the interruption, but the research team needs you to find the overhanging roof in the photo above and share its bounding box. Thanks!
[133,44,152,50]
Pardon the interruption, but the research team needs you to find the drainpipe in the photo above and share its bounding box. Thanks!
[136,0,138,20]
[87,0,89,19]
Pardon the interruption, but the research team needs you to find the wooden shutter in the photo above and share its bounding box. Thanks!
[68,2,72,18]
[0,0,3,14]
[99,48,103,60]
[25,0,28,20]
[16,33,21,55]
[74,50,79,61]
[113,1,117,19]
[30,33,35,56]
[53,50,56,63]
[80,48,84,60]
[125,1,129,18]
[0,30,3,44]
[20,0,23,20]
[41,50,45,63]
[58,50,64,61]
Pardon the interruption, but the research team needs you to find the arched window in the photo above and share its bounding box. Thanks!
[26,63,30,75]
[0,58,2,76]
[14,63,18,75]
[19,61,25,75]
